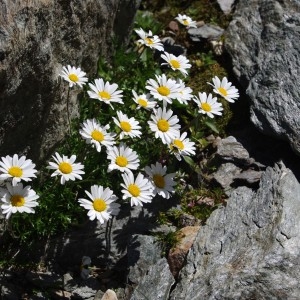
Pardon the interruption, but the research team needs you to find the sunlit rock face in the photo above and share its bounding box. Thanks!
[225,0,300,156]
[0,0,139,164]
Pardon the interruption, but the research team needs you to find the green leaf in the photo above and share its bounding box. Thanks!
[204,120,219,134]
[183,155,196,168]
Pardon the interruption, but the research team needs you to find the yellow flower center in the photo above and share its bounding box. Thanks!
[157,119,170,132]
[93,198,107,212]
[8,166,23,177]
[91,130,104,142]
[68,73,79,82]
[170,59,180,69]
[173,139,184,150]
[145,37,154,45]
[201,102,212,112]
[218,87,228,97]
[115,156,128,167]
[153,174,165,188]
[183,19,189,26]
[128,184,141,197]
[120,121,132,132]
[58,162,73,174]
[11,194,25,207]
[138,98,148,107]
[157,86,170,96]
[98,91,111,100]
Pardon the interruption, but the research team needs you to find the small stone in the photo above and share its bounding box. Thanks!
[168,21,179,33]
[234,169,262,185]
[215,136,250,164]
[213,162,242,189]
[217,0,235,14]
[167,226,200,278]
[100,289,118,300]
[188,24,224,41]
[178,213,201,227]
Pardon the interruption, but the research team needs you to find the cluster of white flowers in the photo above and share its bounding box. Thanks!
[0,13,239,225]
[0,154,38,219]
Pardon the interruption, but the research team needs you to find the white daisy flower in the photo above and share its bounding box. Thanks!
[0,154,37,186]
[113,111,142,139]
[78,185,120,224]
[121,172,154,207]
[144,162,176,199]
[146,74,181,106]
[47,152,85,185]
[135,28,164,52]
[107,143,139,173]
[176,79,193,105]
[79,119,116,152]
[193,92,223,118]
[87,78,124,108]
[148,107,181,145]
[161,52,191,77]
[132,90,157,110]
[207,76,239,103]
[59,65,88,88]
[169,132,196,161]
[0,182,39,219]
[175,14,197,28]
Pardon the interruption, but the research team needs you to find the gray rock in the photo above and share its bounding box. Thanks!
[234,169,263,185]
[213,162,242,189]
[217,0,236,15]
[171,162,300,299]
[130,258,175,300]
[127,234,162,284]
[214,136,251,164]
[72,285,99,300]
[225,0,300,155]
[0,0,140,164]
[188,24,224,41]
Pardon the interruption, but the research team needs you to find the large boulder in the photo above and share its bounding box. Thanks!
[0,0,140,164]
[225,0,300,155]
[170,162,300,299]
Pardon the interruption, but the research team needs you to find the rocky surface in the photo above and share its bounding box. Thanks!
[225,0,300,155]
[188,24,224,41]
[217,0,236,15]
[167,226,200,278]
[0,0,140,164]
[170,162,300,299]
[210,136,265,190]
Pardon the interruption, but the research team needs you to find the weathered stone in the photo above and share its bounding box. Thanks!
[213,162,242,189]
[188,24,224,41]
[217,0,236,14]
[225,0,300,155]
[167,226,200,278]
[177,212,201,227]
[233,169,262,185]
[171,162,300,299]
[127,234,162,284]
[100,289,118,300]
[214,136,251,164]
[130,258,175,300]
[0,0,140,164]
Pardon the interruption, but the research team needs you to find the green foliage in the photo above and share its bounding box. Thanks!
[134,10,163,34]
[181,186,226,222]
[0,3,238,247]
[155,230,179,255]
